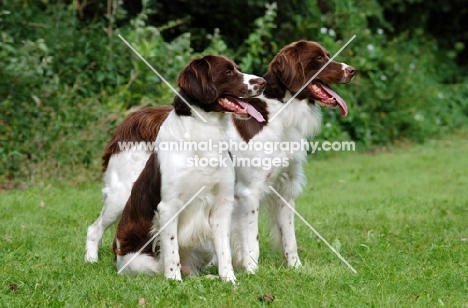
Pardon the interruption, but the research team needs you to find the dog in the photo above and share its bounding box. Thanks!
[85,40,355,274]
[107,55,266,281]
[85,57,265,264]
[228,40,355,273]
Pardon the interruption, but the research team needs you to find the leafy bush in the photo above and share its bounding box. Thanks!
[1,0,467,184]
[0,1,235,183]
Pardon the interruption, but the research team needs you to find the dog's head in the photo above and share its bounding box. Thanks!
[175,55,266,122]
[268,40,355,116]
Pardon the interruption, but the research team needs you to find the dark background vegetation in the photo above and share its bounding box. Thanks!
[1,0,467,185]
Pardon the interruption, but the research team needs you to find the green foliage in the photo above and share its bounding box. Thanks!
[1,0,468,183]
[1,2,123,182]
[239,2,278,75]
[0,1,233,182]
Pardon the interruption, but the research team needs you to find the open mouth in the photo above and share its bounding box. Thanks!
[307,82,348,117]
[218,96,265,122]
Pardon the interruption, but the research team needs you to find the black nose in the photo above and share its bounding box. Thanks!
[253,77,266,88]
[345,66,356,76]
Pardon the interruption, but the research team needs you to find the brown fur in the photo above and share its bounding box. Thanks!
[102,105,172,172]
[176,55,250,105]
[265,40,354,101]
[173,55,252,116]
[113,152,161,257]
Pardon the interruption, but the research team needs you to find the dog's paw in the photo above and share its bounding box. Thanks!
[244,262,258,274]
[85,251,98,263]
[285,253,302,268]
[165,270,182,281]
[220,271,236,283]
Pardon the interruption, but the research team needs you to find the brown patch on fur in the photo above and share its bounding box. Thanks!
[102,106,172,172]
[113,152,161,257]
[232,98,269,142]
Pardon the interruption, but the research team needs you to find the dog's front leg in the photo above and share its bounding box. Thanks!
[210,194,236,282]
[159,201,182,280]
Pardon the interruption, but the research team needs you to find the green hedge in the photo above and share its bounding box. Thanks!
[1,0,467,183]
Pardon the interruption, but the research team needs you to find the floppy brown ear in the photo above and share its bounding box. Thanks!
[177,57,218,104]
[270,48,306,92]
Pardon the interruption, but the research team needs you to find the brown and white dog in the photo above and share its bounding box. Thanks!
[85,40,355,275]
[229,41,354,272]
[101,55,265,281]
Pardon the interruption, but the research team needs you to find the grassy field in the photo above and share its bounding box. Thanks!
[1,136,468,307]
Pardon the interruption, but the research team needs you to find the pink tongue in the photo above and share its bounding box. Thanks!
[320,84,348,117]
[236,100,266,122]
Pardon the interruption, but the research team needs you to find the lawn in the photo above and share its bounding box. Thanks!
[1,136,467,307]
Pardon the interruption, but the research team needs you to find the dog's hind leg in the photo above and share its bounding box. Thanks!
[85,185,129,262]
[231,184,261,274]
[267,166,304,268]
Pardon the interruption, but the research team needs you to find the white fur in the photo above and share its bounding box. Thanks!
[229,92,321,273]
[115,239,162,276]
[243,73,263,95]
[340,63,354,83]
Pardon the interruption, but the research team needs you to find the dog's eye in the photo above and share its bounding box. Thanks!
[225,70,234,75]
[316,56,324,62]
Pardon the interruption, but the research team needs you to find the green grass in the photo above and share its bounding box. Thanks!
[1,136,468,307]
